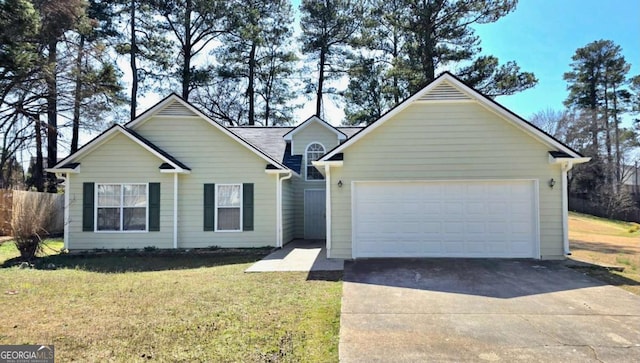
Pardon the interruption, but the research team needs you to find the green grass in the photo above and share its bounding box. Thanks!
[0,240,342,362]
[569,211,640,237]
[569,212,640,295]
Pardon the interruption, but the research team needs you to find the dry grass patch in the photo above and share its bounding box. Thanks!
[0,241,342,362]
[569,212,640,295]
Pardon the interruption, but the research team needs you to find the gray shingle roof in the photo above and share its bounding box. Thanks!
[230,127,293,163]
[124,127,191,170]
[229,126,362,173]
[231,126,363,173]
[337,127,363,138]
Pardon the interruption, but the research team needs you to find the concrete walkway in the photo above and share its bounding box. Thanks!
[245,239,344,272]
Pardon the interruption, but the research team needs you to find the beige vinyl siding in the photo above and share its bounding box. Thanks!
[135,116,277,248]
[282,178,295,244]
[289,122,341,238]
[68,132,175,249]
[329,102,564,259]
[291,121,341,156]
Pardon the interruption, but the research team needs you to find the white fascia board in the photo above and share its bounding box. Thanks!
[441,75,583,158]
[160,169,190,174]
[50,126,121,169]
[50,125,187,173]
[321,76,453,161]
[128,94,289,171]
[549,155,591,164]
[322,73,584,161]
[117,127,187,172]
[284,115,347,141]
[265,169,301,177]
[313,160,343,167]
[45,167,80,174]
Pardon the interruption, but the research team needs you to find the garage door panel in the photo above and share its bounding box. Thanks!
[353,180,538,258]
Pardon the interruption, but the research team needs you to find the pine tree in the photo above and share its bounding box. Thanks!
[300,0,364,118]
[151,0,227,101]
[345,0,536,125]
[561,40,639,218]
[64,0,125,152]
[199,0,297,126]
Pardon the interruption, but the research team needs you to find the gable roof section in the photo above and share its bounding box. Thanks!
[283,115,347,141]
[230,127,293,163]
[126,94,290,171]
[48,124,190,173]
[321,72,585,161]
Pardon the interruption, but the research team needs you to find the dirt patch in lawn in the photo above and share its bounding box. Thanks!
[569,212,640,295]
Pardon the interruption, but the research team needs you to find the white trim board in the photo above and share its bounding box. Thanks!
[322,73,584,162]
[126,94,289,171]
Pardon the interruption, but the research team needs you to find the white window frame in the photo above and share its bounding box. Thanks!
[95,183,149,233]
[215,183,243,232]
[305,142,325,181]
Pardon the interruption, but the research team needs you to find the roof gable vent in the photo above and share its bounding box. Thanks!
[157,101,198,116]
[419,81,472,101]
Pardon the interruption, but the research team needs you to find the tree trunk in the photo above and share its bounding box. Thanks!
[130,0,138,120]
[419,3,436,82]
[316,47,326,117]
[247,42,256,126]
[612,86,621,185]
[392,28,400,104]
[71,34,85,153]
[603,79,614,192]
[34,117,44,192]
[45,38,58,193]
[181,0,193,100]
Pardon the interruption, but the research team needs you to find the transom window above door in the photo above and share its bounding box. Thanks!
[306,142,325,180]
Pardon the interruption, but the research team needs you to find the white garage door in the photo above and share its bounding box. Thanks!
[352,180,538,258]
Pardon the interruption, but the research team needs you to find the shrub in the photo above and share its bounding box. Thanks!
[10,191,58,260]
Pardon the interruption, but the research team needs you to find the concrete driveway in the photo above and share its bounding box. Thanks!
[340,259,640,362]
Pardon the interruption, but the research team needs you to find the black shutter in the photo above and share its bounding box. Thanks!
[148,183,160,231]
[243,183,254,231]
[82,182,95,231]
[203,183,215,231]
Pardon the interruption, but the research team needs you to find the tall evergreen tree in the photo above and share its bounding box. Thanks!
[210,0,297,126]
[345,0,537,125]
[64,0,125,152]
[152,0,227,101]
[559,40,639,219]
[300,0,364,118]
[115,0,173,119]
[34,0,86,191]
[564,40,632,189]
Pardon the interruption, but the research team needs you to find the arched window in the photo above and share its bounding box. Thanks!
[306,143,325,180]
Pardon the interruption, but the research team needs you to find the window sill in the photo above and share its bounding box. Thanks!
[93,230,149,233]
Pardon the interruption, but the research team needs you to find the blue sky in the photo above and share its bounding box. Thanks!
[292,0,640,124]
[133,1,640,125]
[473,0,640,120]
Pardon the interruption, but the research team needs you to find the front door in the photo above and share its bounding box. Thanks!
[304,189,326,239]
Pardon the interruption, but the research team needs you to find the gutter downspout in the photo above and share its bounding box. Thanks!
[278,171,293,248]
[173,172,178,249]
[324,164,331,258]
[56,173,70,250]
[562,161,574,256]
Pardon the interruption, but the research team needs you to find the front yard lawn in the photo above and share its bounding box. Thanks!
[0,240,342,362]
[569,212,640,295]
